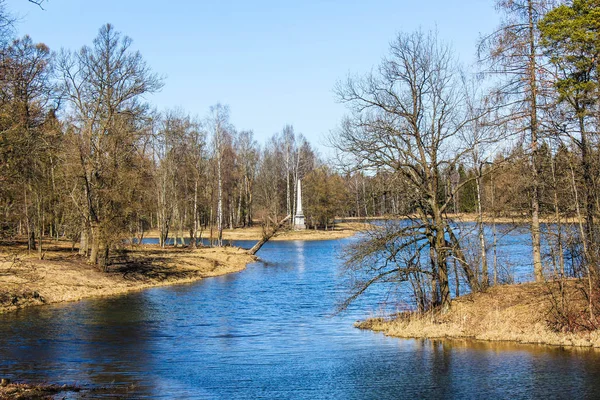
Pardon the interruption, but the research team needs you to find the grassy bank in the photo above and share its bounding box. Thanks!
[0,222,363,314]
[0,381,91,399]
[145,221,366,242]
[357,280,600,348]
[0,241,256,314]
[0,380,139,399]
[342,213,578,224]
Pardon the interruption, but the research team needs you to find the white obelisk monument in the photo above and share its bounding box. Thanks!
[293,179,306,230]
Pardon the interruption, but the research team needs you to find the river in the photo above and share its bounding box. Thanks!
[1,236,600,398]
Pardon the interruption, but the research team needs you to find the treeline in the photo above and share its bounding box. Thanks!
[0,10,398,266]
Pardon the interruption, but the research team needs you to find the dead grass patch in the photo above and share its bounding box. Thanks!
[0,381,133,399]
[357,280,600,348]
[145,222,364,242]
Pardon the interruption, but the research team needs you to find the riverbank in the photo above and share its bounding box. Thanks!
[0,242,256,314]
[0,380,135,399]
[446,212,579,224]
[145,221,366,242]
[357,280,600,348]
[0,381,86,399]
[342,213,578,224]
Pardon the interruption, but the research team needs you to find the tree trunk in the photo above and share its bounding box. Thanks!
[246,215,291,256]
[476,173,488,288]
[286,144,291,228]
[24,187,36,252]
[580,119,596,267]
[491,174,498,286]
[550,156,565,277]
[528,0,543,283]
[216,142,223,247]
[89,221,100,265]
[79,227,88,256]
[37,216,43,260]
[447,227,479,292]
[246,175,253,227]
[192,179,198,247]
[433,217,451,310]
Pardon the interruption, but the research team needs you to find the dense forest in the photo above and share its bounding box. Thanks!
[3,0,600,330]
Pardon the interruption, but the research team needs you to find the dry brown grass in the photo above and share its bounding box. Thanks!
[357,280,600,348]
[0,380,132,399]
[145,222,365,242]
[0,241,256,314]
[446,212,580,224]
[0,382,82,399]
[343,213,579,224]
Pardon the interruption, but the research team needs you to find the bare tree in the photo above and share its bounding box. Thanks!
[254,136,285,225]
[235,130,259,227]
[58,23,163,266]
[459,81,507,289]
[153,110,199,247]
[283,125,294,222]
[333,30,486,310]
[207,104,231,247]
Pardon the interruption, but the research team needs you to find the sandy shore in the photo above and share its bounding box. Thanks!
[0,242,256,314]
[145,222,366,242]
[357,280,600,348]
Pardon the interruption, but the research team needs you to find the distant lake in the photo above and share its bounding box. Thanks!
[0,232,598,398]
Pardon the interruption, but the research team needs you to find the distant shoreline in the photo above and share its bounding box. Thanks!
[144,221,366,243]
[340,213,579,224]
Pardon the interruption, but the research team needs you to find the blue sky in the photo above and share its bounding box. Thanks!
[9,0,500,152]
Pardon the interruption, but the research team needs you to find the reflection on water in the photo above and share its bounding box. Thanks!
[295,240,305,274]
[0,238,599,398]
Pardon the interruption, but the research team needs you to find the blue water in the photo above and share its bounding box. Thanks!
[1,237,599,398]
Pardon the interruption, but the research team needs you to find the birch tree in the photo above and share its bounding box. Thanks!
[235,130,258,227]
[207,104,231,247]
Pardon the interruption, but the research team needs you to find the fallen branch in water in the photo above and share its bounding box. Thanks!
[246,215,291,255]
